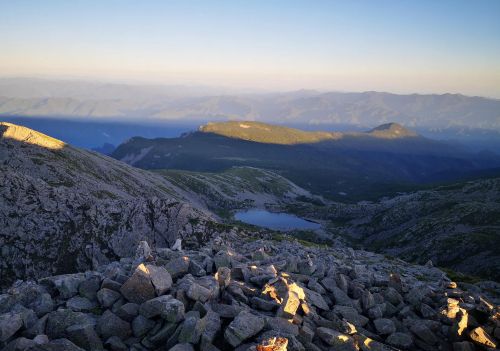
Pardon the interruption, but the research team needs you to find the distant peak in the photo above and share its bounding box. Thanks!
[368,123,418,138]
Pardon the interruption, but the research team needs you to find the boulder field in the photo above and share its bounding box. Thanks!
[0,231,498,351]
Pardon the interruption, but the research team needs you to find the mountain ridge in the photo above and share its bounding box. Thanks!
[2,78,500,130]
[112,121,500,200]
[198,121,419,145]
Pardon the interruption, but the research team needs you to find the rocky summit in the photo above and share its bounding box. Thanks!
[0,232,499,351]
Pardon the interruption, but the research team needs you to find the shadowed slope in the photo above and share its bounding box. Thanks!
[112,121,500,200]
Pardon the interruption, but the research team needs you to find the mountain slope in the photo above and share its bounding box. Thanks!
[367,122,419,138]
[157,166,319,212]
[0,122,212,286]
[307,177,500,280]
[156,163,500,281]
[200,121,341,144]
[112,121,500,200]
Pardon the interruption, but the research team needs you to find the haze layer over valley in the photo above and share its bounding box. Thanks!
[2,78,500,153]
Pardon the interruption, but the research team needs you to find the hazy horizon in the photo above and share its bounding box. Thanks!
[1,1,500,98]
[2,75,500,100]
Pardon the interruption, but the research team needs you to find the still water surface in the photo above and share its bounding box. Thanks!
[234,209,321,231]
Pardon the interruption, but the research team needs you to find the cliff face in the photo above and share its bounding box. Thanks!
[0,123,211,286]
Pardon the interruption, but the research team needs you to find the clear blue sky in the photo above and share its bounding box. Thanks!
[1,0,500,97]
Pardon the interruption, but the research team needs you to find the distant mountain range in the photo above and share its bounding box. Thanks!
[1,78,500,131]
[112,121,500,200]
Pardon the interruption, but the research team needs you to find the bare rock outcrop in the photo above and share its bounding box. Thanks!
[0,122,213,287]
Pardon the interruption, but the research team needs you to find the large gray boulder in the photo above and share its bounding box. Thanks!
[39,274,86,299]
[333,306,369,327]
[386,332,413,349]
[119,264,156,304]
[145,264,172,295]
[165,257,191,279]
[2,336,36,351]
[276,291,300,319]
[115,303,139,322]
[373,318,396,335]
[96,288,121,308]
[0,312,23,342]
[65,296,97,312]
[177,312,202,344]
[186,282,212,303]
[316,327,356,349]
[65,324,104,351]
[331,287,354,307]
[29,293,55,317]
[224,310,265,347]
[45,310,94,340]
[96,310,131,340]
[131,315,155,338]
[78,276,101,301]
[29,338,85,351]
[139,295,185,322]
[199,308,221,346]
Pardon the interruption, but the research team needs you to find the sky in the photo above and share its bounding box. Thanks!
[1,0,500,97]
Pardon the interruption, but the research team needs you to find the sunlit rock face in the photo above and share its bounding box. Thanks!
[0,122,66,150]
[0,122,212,287]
